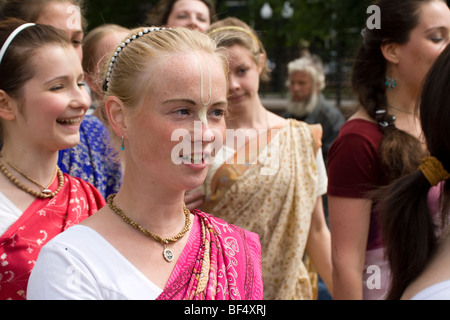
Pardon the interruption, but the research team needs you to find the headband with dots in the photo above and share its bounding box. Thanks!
[103,27,166,92]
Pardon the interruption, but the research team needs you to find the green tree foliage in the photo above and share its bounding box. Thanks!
[81,0,380,97]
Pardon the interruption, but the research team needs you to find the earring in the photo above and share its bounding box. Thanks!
[121,136,125,151]
[385,76,397,91]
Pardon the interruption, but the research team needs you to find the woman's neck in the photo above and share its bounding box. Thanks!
[227,101,269,130]
[386,84,419,115]
[113,167,187,237]
[0,145,59,184]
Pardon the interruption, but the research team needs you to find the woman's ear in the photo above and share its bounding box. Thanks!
[0,90,17,121]
[380,41,401,64]
[104,96,126,139]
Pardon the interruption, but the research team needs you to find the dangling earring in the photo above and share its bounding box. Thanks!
[121,136,125,151]
[385,76,397,91]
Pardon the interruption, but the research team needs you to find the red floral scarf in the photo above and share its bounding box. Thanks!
[0,174,105,300]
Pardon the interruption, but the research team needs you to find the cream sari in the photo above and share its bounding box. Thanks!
[202,119,322,300]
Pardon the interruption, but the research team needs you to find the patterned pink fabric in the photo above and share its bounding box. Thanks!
[0,174,105,300]
[157,210,263,300]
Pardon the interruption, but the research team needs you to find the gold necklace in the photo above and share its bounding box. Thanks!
[107,194,192,262]
[0,161,64,199]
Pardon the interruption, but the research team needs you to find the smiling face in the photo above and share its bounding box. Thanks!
[122,51,227,192]
[167,0,211,33]
[11,44,90,153]
[395,0,450,95]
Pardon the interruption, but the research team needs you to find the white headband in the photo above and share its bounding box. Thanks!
[0,23,35,65]
[103,27,166,91]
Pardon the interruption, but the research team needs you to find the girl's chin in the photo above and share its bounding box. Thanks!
[57,137,80,151]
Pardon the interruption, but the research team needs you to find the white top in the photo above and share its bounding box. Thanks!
[410,280,450,300]
[27,225,163,300]
[0,191,23,236]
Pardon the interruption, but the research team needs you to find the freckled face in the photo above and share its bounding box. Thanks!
[124,51,228,192]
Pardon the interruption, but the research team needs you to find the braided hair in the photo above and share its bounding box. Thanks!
[351,0,441,180]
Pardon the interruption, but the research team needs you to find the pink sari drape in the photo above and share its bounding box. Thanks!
[0,174,105,300]
[157,210,263,300]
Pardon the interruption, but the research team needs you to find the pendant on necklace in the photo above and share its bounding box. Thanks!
[163,244,174,262]
[42,188,52,194]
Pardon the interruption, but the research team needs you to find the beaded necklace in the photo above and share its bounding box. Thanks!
[0,161,64,199]
[107,194,191,262]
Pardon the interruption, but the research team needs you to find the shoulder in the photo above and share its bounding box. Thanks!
[336,118,382,145]
[409,280,450,300]
[267,110,287,129]
[194,210,261,247]
[27,226,112,300]
[287,119,323,153]
[328,118,382,163]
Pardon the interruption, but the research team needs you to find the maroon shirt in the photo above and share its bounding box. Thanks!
[327,119,389,250]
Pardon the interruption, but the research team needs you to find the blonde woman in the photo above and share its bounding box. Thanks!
[28,26,263,300]
[203,17,333,300]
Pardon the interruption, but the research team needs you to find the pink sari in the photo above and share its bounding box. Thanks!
[0,174,105,300]
[157,210,263,300]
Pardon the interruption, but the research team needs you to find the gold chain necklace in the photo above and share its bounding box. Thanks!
[107,194,191,262]
[0,161,64,199]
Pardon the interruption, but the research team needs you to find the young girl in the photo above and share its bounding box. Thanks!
[0,18,105,300]
[0,0,123,199]
[27,26,263,300]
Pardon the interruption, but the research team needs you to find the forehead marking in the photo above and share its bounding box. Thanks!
[194,53,212,125]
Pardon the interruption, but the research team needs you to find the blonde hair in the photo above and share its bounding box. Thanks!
[82,24,129,75]
[100,26,228,143]
[208,17,270,81]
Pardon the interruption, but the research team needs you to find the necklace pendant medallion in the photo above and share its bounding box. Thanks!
[42,188,52,194]
[163,246,174,262]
